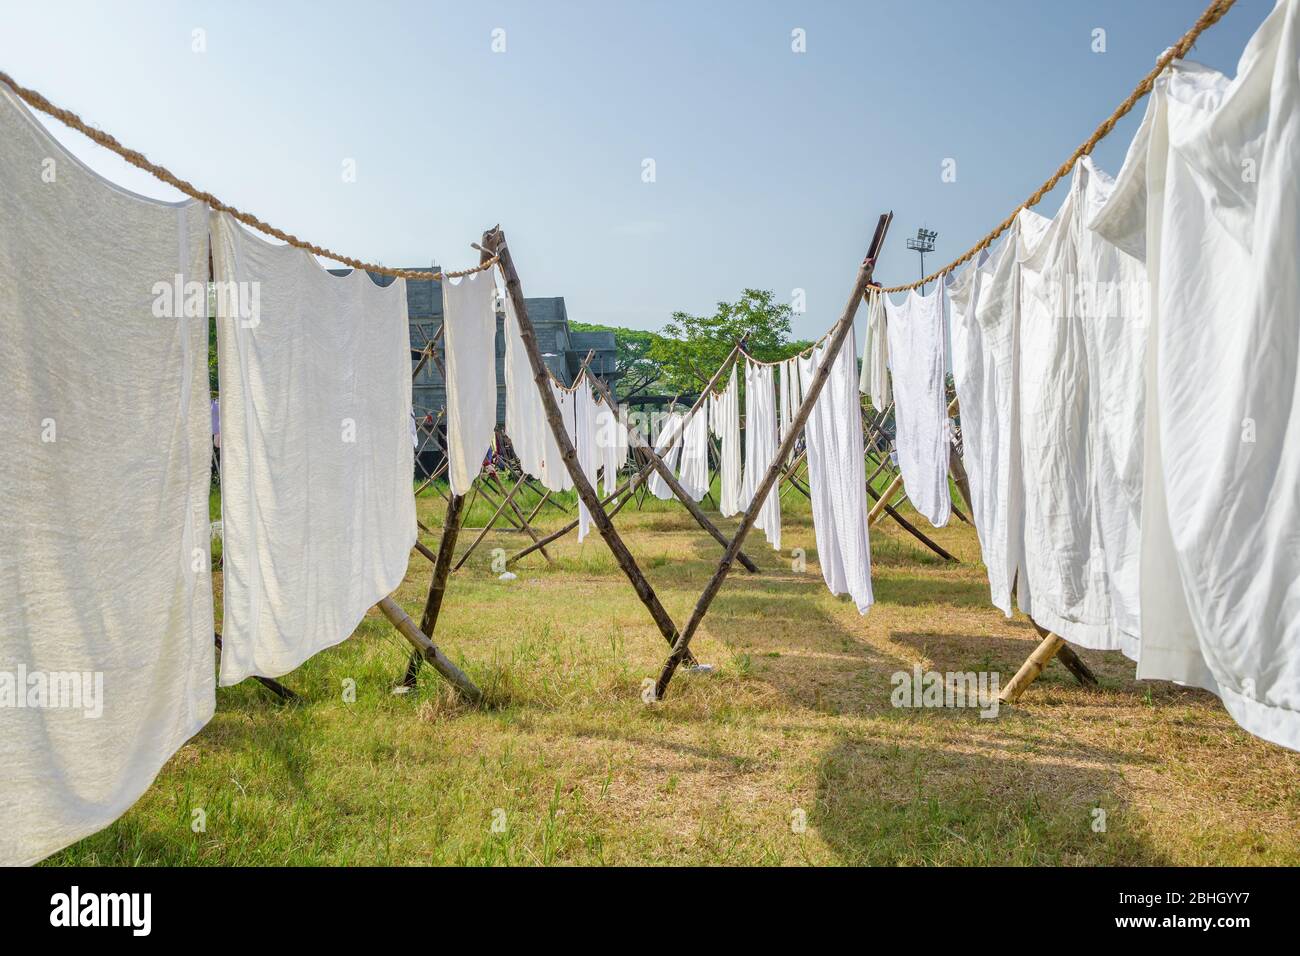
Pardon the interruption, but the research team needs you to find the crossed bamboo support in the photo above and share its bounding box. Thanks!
[481,225,696,666]
[652,212,895,698]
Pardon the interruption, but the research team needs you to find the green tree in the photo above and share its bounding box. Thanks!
[651,289,810,392]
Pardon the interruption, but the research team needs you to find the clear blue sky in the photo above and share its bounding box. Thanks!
[0,0,1274,339]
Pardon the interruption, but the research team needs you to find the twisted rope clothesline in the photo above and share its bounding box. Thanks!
[876,0,1238,294]
[737,327,835,369]
[0,69,496,282]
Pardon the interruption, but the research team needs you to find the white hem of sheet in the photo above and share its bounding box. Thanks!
[10,711,213,867]
[217,528,416,685]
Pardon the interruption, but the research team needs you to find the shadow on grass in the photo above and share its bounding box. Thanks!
[811,734,1166,864]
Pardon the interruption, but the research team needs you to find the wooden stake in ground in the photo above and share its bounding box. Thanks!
[377,596,482,704]
[654,211,894,699]
[481,226,692,663]
[398,489,469,689]
[998,621,1100,703]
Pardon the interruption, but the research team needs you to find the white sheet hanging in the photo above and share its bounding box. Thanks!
[542,379,576,494]
[948,243,1025,617]
[778,356,806,465]
[678,406,711,502]
[711,365,743,517]
[503,292,548,482]
[1015,166,1141,654]
[859,289,892,410]
[212,213,415,686]
[740,358,782,550]
[442,269,498,496]
[573,377,602,542]
[801,330,874,613]
[1090,0,1300,750]
[595,394,627,496]
[0,87,214,866]
[1078,158,1147,656]
[883,286,952,527]
[647,411,686,501]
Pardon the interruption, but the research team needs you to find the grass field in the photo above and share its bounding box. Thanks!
[46,476,1300,866]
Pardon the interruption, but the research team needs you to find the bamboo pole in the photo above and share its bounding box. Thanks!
[997,630,1063,704]
[654,212,894,699]
[498,472,556,565]
[868,473,905,526]
[377,596,482,704]
[454,473,529,571]
[398,487,468,688]
[505,469,644,567]
[482,226,690,661]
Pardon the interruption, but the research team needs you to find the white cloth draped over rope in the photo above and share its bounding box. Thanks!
[572,377,601,542]
[0,86,215,866]
[595,392,628,496]
[442,270,498,495]
[503,292,548,483]
[647,411,686,501]
[1090,0,1300,751]
[1014,161,1143,655]
[212,212,416,687]
[949,241,1022,616]
[678,404,711,501]
[740,358,781,550]
[801,330,875,613]
[710,365,743,517]
[859,289,892,410]
[883,285,952,527]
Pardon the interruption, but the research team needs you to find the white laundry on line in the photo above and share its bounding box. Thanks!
[883,285,952,527]
[503,292,549,484]
[594,392,628,496]
[1090,0,1300,751]
[573,377,602,542]
[859,289,892,411]
[678,405,711,502]
[740,358,781,550]
[0,86,214,866]
[442,269,498,496]
[711,365,743,517]
[647,411,686,501]
[801,331,874,613]
[1014,162,1143,656]
[212,211,416,687]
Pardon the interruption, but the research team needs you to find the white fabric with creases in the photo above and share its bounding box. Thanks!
[213,213,415,686]
[0,87,214,866]
[947,242,1025,617]
[883,286,951,527]
[678,406,711,502]
[1090,0,1300,750]
[503,293,548,483]
[1015,163,1145,655]
[647,411,685,501]
[859,289,892,410]
[442,270,497,496]
[573,378,601,542]
[801,330,874,613]
[595,394,627,496]
[740,359,781,550]
[711,365,743,517]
